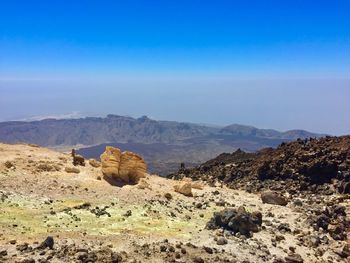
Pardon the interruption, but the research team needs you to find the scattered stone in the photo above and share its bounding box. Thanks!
[261,191,288,206]
[137,178,152,190]
[37,236,54,249]
[192,256,204,263]
[203,246,213,254]
[16,243,29,252]
[216,237,228,245]
[4,161,14,169]
[174,182,193,197]
[89,158,101,168]
[285,253,304,263]
[123,210,132,217]
[65,167,80,173]
[164,192,173,200]
[90,206,111,217]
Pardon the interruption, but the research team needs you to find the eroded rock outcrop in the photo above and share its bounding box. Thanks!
[100,146,147,184]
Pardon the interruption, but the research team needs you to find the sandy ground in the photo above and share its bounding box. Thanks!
[0,143,349,263]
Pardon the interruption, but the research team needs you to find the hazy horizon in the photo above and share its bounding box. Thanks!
[1,1,349,135]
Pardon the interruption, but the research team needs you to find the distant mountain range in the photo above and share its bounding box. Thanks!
[0,114,325,174]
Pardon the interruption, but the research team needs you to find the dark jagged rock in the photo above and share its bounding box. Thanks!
[37,236,54,250]
[285,253,304,263]
[310,204,349,241]
[206,206,262,237]
[170,136,350,195]
[71,149,85,166]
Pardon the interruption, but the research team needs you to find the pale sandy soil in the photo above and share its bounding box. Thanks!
[0,143,349,263]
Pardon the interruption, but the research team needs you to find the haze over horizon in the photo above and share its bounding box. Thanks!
[1,1,349,135]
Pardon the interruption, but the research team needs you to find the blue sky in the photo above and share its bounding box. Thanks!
[0,1,350,134]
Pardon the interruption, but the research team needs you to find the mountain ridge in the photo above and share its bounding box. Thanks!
[0,114,324,147]
[0,114,326,175]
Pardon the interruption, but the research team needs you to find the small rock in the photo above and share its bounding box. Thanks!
[65,167,80,173]
[164,193,173,200]
[192,256,204,263]
[174,182,193,197]
[203,246,213,254]
[285,253,304,263]
[38,236,54,249]
[217,237,228,245]
[16,243,29,252]
[4,161,14,169]
[123,210,132,217]
[89,159,101,168]
[261,191,288,206]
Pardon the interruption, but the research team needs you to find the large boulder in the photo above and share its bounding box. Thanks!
[100,146,147,184]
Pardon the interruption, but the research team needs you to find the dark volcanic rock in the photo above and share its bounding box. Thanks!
[170,136,350,195]
[261,191,288,206]
[206,206,262,237]
[310,204,349,241]
[38,236,54,249]
[285,253,304,263]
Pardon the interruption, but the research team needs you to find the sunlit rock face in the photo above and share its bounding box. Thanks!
[100,146,147,184]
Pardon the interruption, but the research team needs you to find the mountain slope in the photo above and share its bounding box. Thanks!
[0,115,323,147]
[1,142,349,262]
[0,115,325,174]
[0,115,218,146]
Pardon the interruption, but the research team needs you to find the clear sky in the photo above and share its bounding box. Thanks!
[0,1,349,135]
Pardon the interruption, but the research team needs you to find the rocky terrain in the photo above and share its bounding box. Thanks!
[0,139,349,263]
[170,136,350,195]
[0,115,323,175]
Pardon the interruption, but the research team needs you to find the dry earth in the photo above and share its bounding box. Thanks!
[0,143,349,263]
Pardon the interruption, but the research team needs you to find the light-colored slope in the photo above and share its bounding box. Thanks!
[0,143,348,262]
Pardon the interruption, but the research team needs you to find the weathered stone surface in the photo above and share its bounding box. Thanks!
[89,159,101,168]
[261,191,288,206]
[285,253,304,263]
[174,182,193,197]
[37,236,54,250]
[206,206,262,237]
[100,146,147,184]
[119,151,147,183]
[100,146,121,177]
[65,167,80,173]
